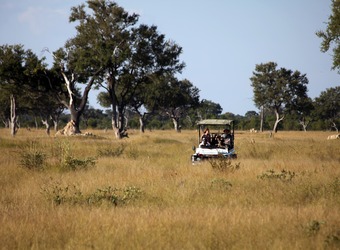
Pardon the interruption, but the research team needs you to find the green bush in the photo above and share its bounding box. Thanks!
[41,180,83,205]
[56,141,96,171]
[19,140,46,170]
[41,180,142,206]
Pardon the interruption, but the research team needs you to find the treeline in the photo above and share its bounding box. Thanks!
[7,104,338,133]
[1,0,339,136]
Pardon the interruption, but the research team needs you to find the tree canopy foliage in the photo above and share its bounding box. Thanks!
[0,44,48,135]
[316,0,340,73]
[145,75,200,131]
[313,86,340,131]
[61,0,186,137]
[250,62,309,133]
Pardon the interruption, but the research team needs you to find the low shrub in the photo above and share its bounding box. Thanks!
[97,144,126,157]
[19,140,46,170]
[208,158,240,173]
[303,220,324,236]
[210,178,233,190]
[41,180,83,205]
[258,169,296,182]
[56,140,96,171]
[41,180,142,206]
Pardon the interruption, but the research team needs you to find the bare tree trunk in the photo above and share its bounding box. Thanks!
[273,109,284,133]
[111,101,120,138]
[299,118,310,132]
[139,115,145,133]
[260,105,264,132]
[10,95,19,136]
[167,108,182,132]
[60,68,101,135]
[41,118,51,135]
[69,109,82,134]
[108,77,122,139]
[2,119,9,128]
[111,109,128,138]
[111,117,121,138]
[108,77,128,139]
[133,109,152,133]
[330,121,338,132]
[172,117,181,132]
[34,116,39,129]
[53,120,58,131]
[49,109,62,131]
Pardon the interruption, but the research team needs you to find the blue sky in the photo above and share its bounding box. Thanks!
[0,0,338,115]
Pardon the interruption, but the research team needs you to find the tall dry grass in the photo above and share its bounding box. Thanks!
[0,128,339,249]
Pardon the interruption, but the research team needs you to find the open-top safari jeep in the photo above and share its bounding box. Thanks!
[191,119,237,163]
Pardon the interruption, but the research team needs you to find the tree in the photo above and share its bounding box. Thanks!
[290,97,314,132]
[250,62,309,133]
[196,99,223,120]
[0,44,46,136]
[66,0,184,138]
[316,0,340,73]
[313,86,340,132]
[46,45,102,135]
[146,75,200,132]
[0,88,10,128]
[245,110,258,118]
[129,88,152,133]
[220,112,236,120]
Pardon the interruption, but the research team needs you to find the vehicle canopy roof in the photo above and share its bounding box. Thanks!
[197,119,234,126]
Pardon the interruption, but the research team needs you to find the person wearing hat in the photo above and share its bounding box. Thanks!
[221,128,233,149]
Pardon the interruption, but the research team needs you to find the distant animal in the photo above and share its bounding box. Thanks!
[327,134,340,140]
[250,128,258,133]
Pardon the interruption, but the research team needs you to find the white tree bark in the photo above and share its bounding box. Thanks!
[10,95,18,136]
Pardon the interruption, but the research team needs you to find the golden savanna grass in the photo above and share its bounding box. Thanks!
[0,128,339,249]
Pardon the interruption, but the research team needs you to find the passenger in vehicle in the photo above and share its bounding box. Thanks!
[216,135,224,148]
[221,128,233,149]
[211,133,221,148]
[200,128,211,147]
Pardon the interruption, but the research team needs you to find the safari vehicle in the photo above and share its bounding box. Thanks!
[191,119,237,163]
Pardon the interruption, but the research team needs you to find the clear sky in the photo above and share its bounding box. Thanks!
[0,0,338,116]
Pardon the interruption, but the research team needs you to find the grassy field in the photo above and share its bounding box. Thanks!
[0,128,339,249]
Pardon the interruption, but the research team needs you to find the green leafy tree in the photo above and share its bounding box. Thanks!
[245,111,258,118]
[66,0,184,138]
[313,86,340,131]
[82,107,109,129]
[244,110,260,130]
[196,99,223,120]
[0,88,10,128]
[316,0,340,73]
[250,62,309,133]
[146,75,200,132]
[183,99,222,128]
[0,44,46,136]
[220,112,236,120]
[289,96,314,132]
[20,66,66,135]
[47,44,102,135]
